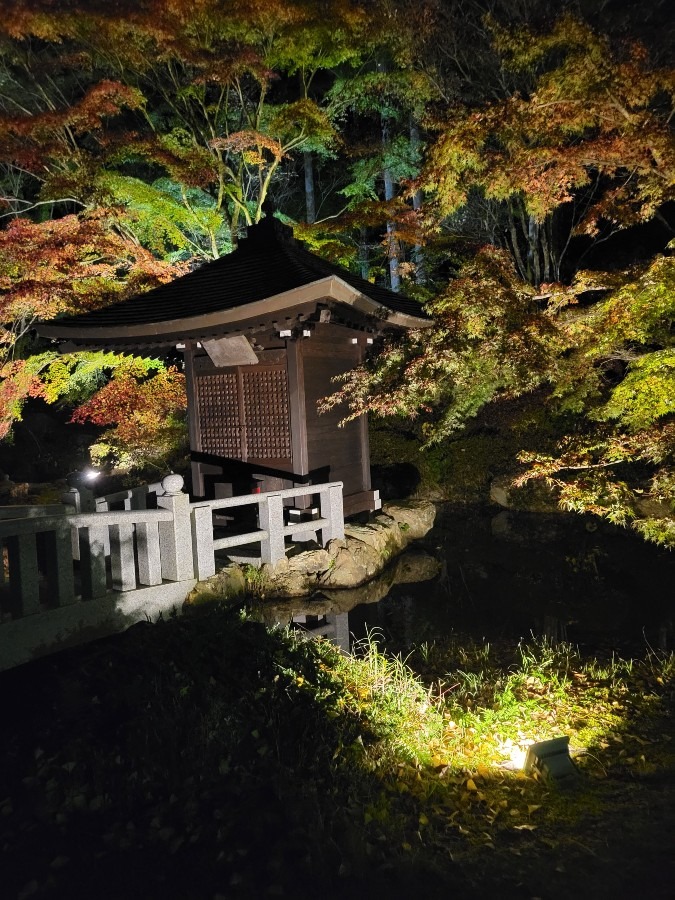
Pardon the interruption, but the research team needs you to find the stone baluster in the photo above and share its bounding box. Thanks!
[157,474,194,581]
[136,520,162,586]
[259,493,285,565]
[62,484,96,561]
[43,519,76,606]
[5,533,39,617]
[191,505,216,580]
[110,521,136,592]
[94,497,112,556]
[79,524,108,599]
[320,483,345,544]
[130,485,149,510]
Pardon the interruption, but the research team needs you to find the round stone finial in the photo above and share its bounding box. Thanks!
[161,473,184,495]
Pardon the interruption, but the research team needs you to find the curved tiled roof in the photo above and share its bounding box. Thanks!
[41,216,429,338]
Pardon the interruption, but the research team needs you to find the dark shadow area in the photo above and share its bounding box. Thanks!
[352,503,675,655]
[0,403,99,484]
[370,462,421,501]
[191,450,330,496]
[0,607,472,900]
[2,499,675,898]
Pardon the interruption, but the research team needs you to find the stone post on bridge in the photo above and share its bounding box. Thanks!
[157,474,194,582]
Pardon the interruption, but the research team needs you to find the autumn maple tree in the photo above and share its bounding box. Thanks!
[326,13,675,545]
[1,0,675,551]
[0,0,368,468]
[0,207,183,444]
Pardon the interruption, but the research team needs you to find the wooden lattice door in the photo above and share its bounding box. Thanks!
[194,365,292,465]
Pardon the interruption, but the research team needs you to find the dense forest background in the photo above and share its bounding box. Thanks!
[0,0,673,546]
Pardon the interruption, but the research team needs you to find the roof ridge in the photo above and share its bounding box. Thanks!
[39,219,429,335]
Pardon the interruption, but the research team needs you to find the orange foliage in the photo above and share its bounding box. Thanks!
[0,211,182,345]
[0,360,45,440]
[71,366,187,432]
[71,365,188,467]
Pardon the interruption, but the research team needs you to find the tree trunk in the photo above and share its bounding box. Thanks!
[375,59,400,292]
[527,214,542,287]
[303,151,316,225]
[359,226,369,280]
[410,118,425,284]
[540,216,553,283]
[381,118,400,292]
[506,208,528,282]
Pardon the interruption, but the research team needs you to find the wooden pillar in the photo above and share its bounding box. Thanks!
[356,342,372,493]
[287,338,310,509]
[287,339,308,476]
[358,412,372,493]
[184,341,204,497]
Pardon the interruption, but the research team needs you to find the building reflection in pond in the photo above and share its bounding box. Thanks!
[291,612,350,651]
[256,547,441,652]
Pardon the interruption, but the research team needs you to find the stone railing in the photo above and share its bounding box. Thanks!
[190,481,345,579]
[0,474,344,671]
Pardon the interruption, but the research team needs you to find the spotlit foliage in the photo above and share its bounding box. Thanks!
[0,1,673,534]
[321,245,556,442]
[324,14,675,547]
[0,212,180,445]
[69,359,188,471]
[425,15,674,234]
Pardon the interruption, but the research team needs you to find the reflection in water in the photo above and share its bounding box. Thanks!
[256,505,675,655]
[256,547,440,651]
[290,612,351,651]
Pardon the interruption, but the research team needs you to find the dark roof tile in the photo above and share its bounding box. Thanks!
[47,216,428,330]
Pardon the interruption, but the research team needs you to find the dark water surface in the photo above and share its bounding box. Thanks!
[280,504,675,656]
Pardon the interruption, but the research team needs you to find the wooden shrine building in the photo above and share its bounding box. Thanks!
[40,210,430,516]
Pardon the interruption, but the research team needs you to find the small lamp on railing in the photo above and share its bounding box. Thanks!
[63,469,101,513]
[66,468,101,489]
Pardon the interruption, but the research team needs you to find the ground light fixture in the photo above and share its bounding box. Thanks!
[524,736,578,784]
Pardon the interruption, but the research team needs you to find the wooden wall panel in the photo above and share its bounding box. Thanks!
[194,364,292,467]
[303,353,366,496]
[242,368,292,461]
[195,372,241,458]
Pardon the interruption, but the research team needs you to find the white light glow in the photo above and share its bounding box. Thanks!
[510,745,528,768]
[497,736,535,770]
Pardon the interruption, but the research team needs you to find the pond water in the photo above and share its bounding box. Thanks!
[263,503,675,656]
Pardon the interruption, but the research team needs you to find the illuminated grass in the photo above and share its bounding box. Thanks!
[317,629,675,805]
